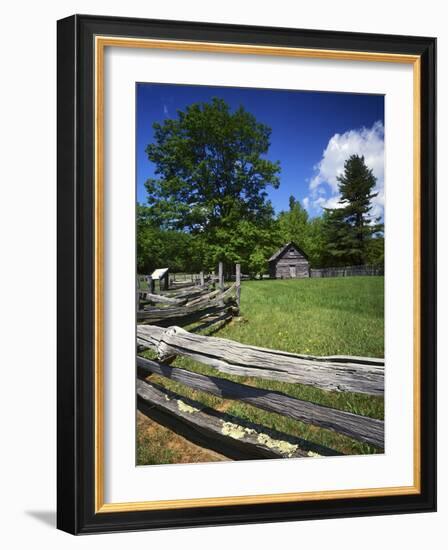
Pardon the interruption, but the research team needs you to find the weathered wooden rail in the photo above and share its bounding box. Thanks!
[137,285,238,326]
[137,379,340,460]
[137,324,385,457]
[137,263,241,330]
[136,261,384,460]
[137,325,384,396]
[137,355,384,448]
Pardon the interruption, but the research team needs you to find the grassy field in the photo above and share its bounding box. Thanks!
[138,276,384,464]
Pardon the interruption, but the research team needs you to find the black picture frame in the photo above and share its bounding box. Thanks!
[57,14,436,534]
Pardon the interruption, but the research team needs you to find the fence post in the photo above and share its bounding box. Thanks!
[136,276,141,312]
[200,271,204,286]
[218,262,224,291]
[147,275,155,294]
[236,263,241,312]
[217,262,224,306]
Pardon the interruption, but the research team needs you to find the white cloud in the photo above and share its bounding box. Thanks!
[314,195,344,210]
[163,104,169,116]
[305,121,384,219]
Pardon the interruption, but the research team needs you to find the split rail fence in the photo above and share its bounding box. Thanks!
[136,262,384,461]
[137,262,241,330]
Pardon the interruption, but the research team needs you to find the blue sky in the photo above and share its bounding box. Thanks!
[136,83,384,217]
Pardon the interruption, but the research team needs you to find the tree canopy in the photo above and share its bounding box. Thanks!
[138,100,384,276]
[144,97,280,233]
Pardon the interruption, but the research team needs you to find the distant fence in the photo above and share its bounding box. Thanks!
[136,323,384,460]
[170,272,219,287]
[138,272,216,293]
[137,262,241,330]
[310,265,384,278]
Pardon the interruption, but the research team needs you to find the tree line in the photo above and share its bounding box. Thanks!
[137,98,384,277]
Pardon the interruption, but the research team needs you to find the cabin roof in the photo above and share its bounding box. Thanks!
[151,267,169,279]
[268,242,309,262]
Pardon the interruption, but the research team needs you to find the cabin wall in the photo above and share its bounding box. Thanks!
[274,259,309,279]
[269,245,310,279]
[269,259,310,279]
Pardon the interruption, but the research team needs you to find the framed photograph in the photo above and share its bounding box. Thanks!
[57,14,436,534]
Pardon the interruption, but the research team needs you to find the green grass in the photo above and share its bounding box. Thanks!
[139,276,384,461]
[219,277,384,357]
[136,422,177,466]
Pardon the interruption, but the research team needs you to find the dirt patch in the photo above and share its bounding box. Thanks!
[137,411,229,465]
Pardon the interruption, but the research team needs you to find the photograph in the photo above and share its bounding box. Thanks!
[54,12,436,535]
[135,83,386,465]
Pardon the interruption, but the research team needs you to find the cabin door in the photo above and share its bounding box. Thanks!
[289,265,296,278]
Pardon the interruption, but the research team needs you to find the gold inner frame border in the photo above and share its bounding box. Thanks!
[94,36,421,513]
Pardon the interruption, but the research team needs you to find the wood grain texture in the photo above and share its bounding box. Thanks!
[269,242,310,279]
[186,288,222,306]
[137,325,166,349]
[137,379,341,459]
[161,286,212,300]
[137,303,237,327]
[137,325,384,395]
[236,263,241,309]
[139,292,187,306]
[218,261,224,290]
[137,285,237,325]
[190,310,234,334]
[137,357,384,448]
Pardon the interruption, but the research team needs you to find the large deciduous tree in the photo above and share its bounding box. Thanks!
[144,98,280,233]
[137,205,204,274]
[278,196,309,242]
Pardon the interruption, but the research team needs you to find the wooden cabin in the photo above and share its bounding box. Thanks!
[268,242,310,279]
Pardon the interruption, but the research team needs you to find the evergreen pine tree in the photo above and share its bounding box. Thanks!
[324,154,383,266]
